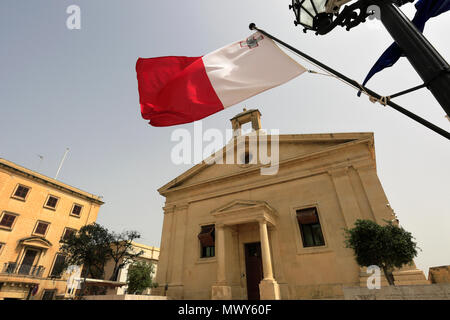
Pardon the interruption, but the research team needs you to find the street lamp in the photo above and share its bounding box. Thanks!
[289,0,333,32]
[289,0,450,118]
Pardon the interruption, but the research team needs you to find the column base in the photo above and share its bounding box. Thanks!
[211,285,232,300]
[259,279,281,300]
[166,284,184,300]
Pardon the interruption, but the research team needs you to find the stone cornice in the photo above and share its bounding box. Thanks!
[159,137,373,197]
[158,133,374,195]
[163,157,373,206]
[0,159,104,205]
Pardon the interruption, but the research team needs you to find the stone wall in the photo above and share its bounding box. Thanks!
[83,294,167,300]
[343,284,450,300]
[428,266,450,284]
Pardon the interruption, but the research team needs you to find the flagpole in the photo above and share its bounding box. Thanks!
[249,23,450,141]
[55,148,70,180]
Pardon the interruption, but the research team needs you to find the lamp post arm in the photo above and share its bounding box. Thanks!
[317,0,372,34]
[291,0,450,118]
[248,23,450,140]
[377,1,450,118]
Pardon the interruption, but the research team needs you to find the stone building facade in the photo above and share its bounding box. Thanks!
[0,158,103,300]
[154,109,427,300]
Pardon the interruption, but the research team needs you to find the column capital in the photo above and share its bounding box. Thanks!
[327,166,348,177]
[257,217,267,224]
[175,203,189,211]
[163,205,175,214]
[215,222,225,229]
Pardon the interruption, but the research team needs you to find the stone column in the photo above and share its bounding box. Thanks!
[216,224,226,284]
[354,164,395,225]
[166,203,188,299]
[153,205,174,296]
[328,167,362,228]
[211,223,232,300]
[268,228,288,299]
[258,219,273,280]
[257,219,280,300]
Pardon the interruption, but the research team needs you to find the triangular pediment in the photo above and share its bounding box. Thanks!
[159,132,374,195]
[19,236,52,249]
[211,200,271,214]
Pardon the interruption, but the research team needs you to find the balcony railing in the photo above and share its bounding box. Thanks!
[1,262,45,277]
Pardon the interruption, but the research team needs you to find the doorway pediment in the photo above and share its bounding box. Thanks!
[18,236,52,249]
[211,200,277,226]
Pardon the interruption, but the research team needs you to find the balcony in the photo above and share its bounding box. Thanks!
[1,262,45,277]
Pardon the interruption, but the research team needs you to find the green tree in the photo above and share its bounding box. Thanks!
[59,223,112,296]
[126,261,154,294]
[344,219,419,285]
[108,230,144,281]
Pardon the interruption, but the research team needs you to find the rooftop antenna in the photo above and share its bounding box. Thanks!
[55,148,70,180]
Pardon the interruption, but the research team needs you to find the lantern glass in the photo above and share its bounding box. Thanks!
[299,0,328,28]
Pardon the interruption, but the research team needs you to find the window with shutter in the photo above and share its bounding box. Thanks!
[13,185,30,200]
[296,207,325,247]
[44,195,59,209]
[0,213,17,229]
[62,228,76,240]
[198,225,215,258]
[71,204,82,216]
[34,221,49,236]
[50,254,66,278]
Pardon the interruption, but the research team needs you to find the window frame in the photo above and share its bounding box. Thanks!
[0,211,19,231]
[49,253,67,278]
[61,227,76,241]
[11,184,31,201]
[297,210,325,248]
[41,289,56,300]
[43,194,60,210]
[289,203,331,255]
[197,224,216,262]
[33,220,50,237]
[70,203,83,218]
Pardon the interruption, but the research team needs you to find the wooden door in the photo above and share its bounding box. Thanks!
[244,242,263,300]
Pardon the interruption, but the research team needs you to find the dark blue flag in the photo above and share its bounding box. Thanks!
[358,0,450,96]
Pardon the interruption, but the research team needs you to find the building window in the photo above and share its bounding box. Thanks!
[12,184,30,200]
[0,243,5,255]
[33,221,50,236]
[0,212,18,230]
[70,204,83,217]
[42,289,56,300]
[62,228,76,240]
[49,254,66,278]
[44,195,59,210]
[198,225,215,258]
[296,207,325,247]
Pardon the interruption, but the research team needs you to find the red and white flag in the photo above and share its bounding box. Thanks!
[136,32,307,126]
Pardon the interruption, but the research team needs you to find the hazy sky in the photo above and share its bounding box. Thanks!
[1,1,448,275]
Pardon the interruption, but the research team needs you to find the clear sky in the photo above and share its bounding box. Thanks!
[1,0,449,275]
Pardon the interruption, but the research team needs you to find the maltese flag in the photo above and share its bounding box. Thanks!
[136,32,307,126]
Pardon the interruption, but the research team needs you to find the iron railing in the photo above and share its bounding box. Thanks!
[1,262,45,277]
